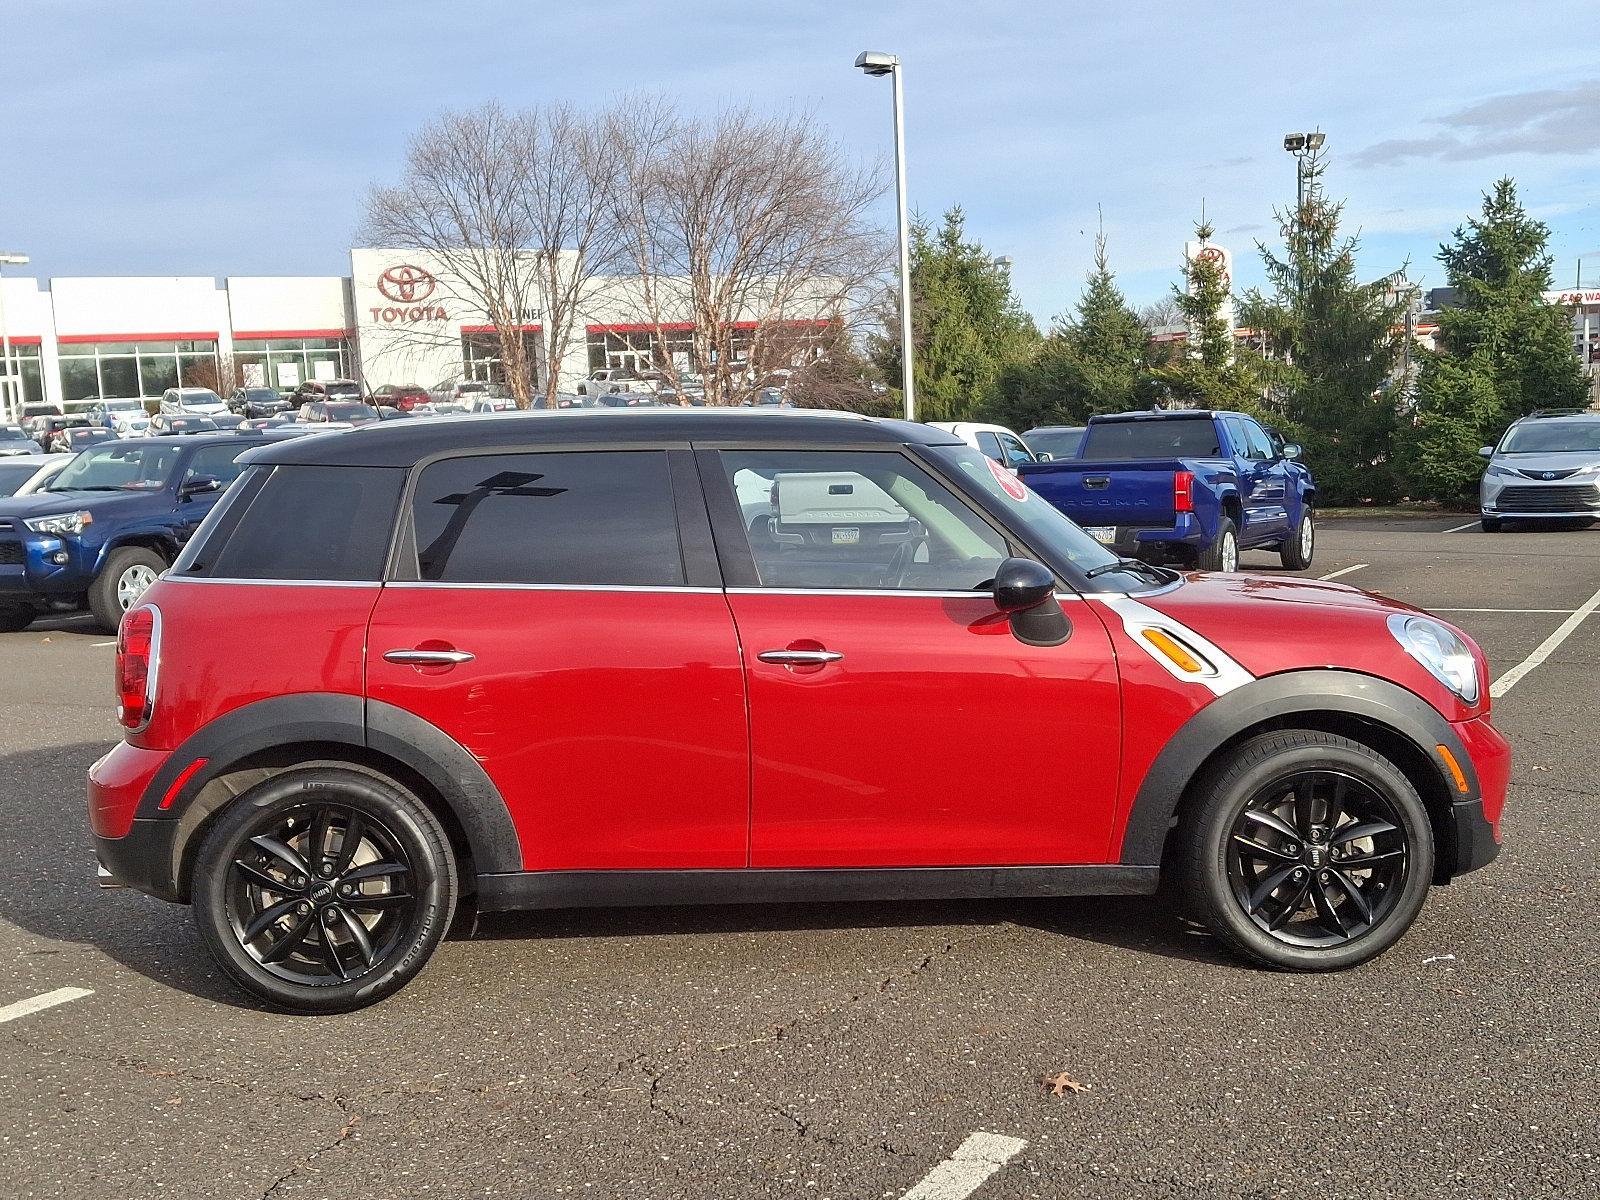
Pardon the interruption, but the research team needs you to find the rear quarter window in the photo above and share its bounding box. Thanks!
[178,464,405,581]
[1079,418,1221,460]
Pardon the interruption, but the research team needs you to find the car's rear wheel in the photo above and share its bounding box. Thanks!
[1197,517,1239,572]
[88,546,167,632]
[1280,510,1315,570]
[191,766,457,1013]
[1480,517,1502,533]
[1178,730,1433,971]
[0,605,33,633]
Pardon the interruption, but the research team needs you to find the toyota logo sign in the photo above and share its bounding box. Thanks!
[377,264,437,303]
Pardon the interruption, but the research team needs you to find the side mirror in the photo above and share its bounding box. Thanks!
[1477,446,1494,458]
[1281,443,1302,460]
[179,474,222,497]
[1037,452,1054,462]
[992,557,1071,647]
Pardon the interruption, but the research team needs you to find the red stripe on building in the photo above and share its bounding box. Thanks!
[459,324,543,334]
[231,328,352,341]
[585,319,830,335]
[56,331,219,344]
[1,335,42,345]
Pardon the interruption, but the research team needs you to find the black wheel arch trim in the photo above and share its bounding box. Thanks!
[1119,669,1483,874]
[132,692,523,888]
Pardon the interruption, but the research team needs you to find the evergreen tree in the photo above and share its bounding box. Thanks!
[990,226,1155,430]
[1239,151,1409,503]
[1407,178,1589,498]
[1149,216,1270,418]
[869,207,1038,421]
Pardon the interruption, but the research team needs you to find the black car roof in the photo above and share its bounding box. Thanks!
[241,410,961,468]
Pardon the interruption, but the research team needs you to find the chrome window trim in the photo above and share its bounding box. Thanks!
[162,575,380,589]
[724,586,1088,601]
[385,581,724,594]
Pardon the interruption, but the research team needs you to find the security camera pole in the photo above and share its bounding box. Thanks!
[856,50,914,421]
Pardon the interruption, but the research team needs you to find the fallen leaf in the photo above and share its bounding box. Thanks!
[1043,1071,1090,1097]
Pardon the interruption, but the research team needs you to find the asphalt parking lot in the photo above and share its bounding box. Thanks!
[1,516,1596,1200]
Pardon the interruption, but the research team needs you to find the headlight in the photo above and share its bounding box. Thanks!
[24,510,93,537]
[1387,614,1479,704]
[1486,464,1516,477]
[1574,462,1600,476]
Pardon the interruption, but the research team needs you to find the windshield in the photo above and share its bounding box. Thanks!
[178,390,223,405]
[1080,417,1220,460]
[1499,421,1600,454]
[326,403,374,419]
[1025,428,1084,458]
[325,383,361,398]
[928,445,1163,590]
[0,426,29,441]
[243,389,279,400]
[48,443,184,491]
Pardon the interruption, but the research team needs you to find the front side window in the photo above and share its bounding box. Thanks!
[1242,419,1275,462]
[409,451,684,586]
[723,450,1008,592]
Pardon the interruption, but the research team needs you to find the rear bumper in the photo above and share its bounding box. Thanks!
[93,820,183,904]
[1065,513,1208,556]
[89,740,185,903]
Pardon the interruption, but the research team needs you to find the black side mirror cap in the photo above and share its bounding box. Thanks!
[993,557,1057,612]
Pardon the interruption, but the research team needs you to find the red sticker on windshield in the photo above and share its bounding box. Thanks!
[987,455,1029,501]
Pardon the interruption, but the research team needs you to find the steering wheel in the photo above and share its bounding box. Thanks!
[881,534,927,589]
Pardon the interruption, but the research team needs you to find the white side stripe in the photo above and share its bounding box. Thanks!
[901,1132,1027,1200]
[1093,594,1254,696]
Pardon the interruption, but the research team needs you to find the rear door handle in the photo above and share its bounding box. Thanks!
[757,649,844,666]
[383,648,476,666]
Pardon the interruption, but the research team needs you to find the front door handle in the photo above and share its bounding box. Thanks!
[757,649,844,666]
[383,648,476,666]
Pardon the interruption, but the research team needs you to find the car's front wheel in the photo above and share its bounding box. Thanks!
[1280,510,1315,570]
[88,546,167,632]
[191,766,458,1013]
[1178,730,1433,971]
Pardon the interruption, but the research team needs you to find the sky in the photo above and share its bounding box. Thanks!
[4,1,1598,326]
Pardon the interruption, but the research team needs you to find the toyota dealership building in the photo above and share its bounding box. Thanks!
[0,248,834,414]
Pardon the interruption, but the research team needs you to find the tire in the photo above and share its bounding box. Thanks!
[191,766,458,1013]
[1280,510,1315,570]
[0,605,34,633]
[1480,517,1502,533]
[1197,517,1240,572]
[88,545,167,633]
[1176,730,1434,972]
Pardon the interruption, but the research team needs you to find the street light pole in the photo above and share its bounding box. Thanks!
[0,252,29,423]
[857,50,915,421]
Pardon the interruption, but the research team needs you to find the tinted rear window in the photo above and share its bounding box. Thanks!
[1079,418,1221,460]
[408,451,683,586]
[191,465,404,581]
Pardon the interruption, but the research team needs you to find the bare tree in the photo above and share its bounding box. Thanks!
[1138,295,1184,332]
[607,104,890,403]
[181,353,239,397]
[366,104,549,408]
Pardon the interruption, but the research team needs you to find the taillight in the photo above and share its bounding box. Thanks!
[116,605,160,731]
[1174,470,1195,514]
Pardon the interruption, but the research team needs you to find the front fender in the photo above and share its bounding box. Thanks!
[1118,669,1478,866]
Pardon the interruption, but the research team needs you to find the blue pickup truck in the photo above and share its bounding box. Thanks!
[0,433,275,633]
[1016,409,1317,572]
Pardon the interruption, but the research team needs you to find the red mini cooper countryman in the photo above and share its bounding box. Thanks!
[88,412,1508,1012]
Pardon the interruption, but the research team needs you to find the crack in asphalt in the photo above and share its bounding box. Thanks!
[259,1097,363,1200]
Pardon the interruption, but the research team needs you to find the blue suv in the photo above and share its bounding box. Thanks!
[0,434,273,632]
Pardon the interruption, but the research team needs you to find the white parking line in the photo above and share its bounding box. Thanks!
[0,987,94,1025]
[1442,521,1480,533]
[901,1133,1027,1200]
[1434,607,1577,614]
[92,641,117,648]
[1490,582,1600,698]
[1319,563,1369,581]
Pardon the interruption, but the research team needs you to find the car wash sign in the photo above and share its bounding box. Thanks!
[370,264,448,324]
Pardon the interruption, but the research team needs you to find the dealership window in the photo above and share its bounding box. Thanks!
[585,328,697,375]
[0,343,44,407]
[55,339,218,402]
[462,330,541,385]
[233,337,350,391]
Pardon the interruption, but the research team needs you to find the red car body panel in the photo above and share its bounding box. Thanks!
[88,740,168,838]
[1137,573,1489,723]
[365,587,749,870]
[1454,715,1510,838]
[131,578,377,754]
[724,592,1124,867]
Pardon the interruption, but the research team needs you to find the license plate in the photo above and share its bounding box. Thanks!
[831,527,860,545]
[1085,526,1117,545]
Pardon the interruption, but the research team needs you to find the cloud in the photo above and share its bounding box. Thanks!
[1222,223,1265,235]
[1352,80,1600,166]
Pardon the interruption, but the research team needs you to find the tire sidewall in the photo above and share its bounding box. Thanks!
[191,768,457,1013]
[89,546,167,632]
[1281,510,1315,569]
[1191,736,1434,971]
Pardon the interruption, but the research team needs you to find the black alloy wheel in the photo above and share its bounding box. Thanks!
[226,802,416,985]
[1226,769,1408,946]
[192,766,456,1012]
[1179,730,1434,971]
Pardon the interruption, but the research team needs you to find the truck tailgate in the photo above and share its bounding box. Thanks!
[1018,458,1184,531]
